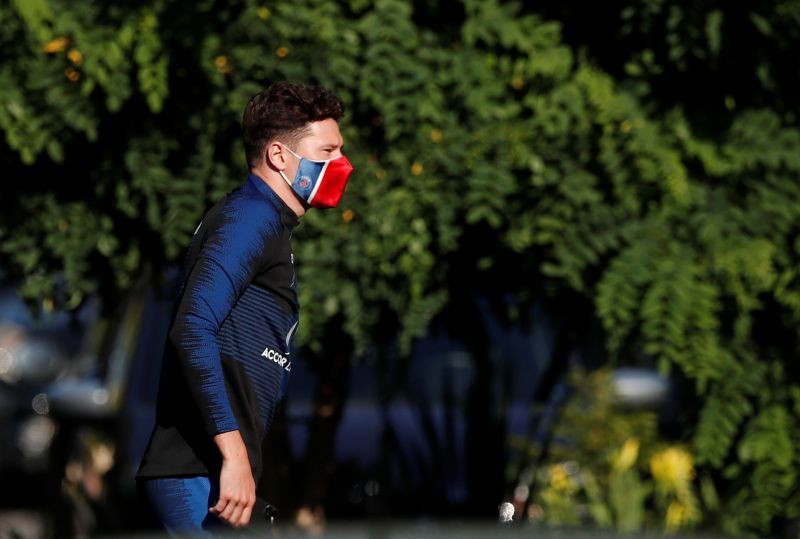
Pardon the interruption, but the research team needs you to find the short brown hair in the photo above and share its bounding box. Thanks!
[242,81,345,166]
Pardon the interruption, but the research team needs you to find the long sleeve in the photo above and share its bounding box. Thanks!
[168,203,278,436]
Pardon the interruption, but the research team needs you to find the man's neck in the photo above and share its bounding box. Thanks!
[249,166,306,218]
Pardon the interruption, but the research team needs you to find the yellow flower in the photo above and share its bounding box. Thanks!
[214,55,230,74]
[64,68,80,82]
[550,465,567,488]
[430,128,442,143]
[257,6,271,20]
[665,499,699,532]
[342,209,354,223]
[613,437,640,471]
[276,47,289,58]
[650,447,694,495]
[548,463,578,493]
[410,162,424,176]
[67,49,83,65]
[666,501,687,531]
[42,36,69,54]
[511,78,525,90]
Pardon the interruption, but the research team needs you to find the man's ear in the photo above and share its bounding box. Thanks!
[266,141,287,171]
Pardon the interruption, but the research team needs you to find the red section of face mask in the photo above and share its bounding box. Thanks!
[309,155,354,209]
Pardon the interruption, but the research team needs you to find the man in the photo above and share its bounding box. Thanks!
[136,81,353,534]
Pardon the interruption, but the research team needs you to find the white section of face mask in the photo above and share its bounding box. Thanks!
[305,159,331,204]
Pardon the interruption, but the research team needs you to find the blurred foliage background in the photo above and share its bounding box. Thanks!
[2,0,800,536]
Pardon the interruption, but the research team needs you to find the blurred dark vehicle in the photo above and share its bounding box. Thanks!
[0,285,89,504]
[0,274,173,537]
[47,275,177,536]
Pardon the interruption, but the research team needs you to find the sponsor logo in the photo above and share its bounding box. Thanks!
[261,346,292,372]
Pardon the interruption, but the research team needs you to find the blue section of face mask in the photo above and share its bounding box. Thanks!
[291,158,325,200]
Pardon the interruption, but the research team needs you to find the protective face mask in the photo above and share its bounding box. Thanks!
[279,146,354,209]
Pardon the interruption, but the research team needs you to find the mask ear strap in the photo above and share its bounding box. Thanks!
[282,145,302,159]
[279,170,293,187]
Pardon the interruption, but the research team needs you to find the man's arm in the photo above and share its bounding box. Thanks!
[169,255,258,527]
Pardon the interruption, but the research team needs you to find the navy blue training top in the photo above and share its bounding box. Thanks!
[137,174,299,481]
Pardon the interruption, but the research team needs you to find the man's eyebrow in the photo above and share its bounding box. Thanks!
[319,140,344,149]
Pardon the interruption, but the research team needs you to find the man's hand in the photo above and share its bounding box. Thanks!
[210,430,256,528]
